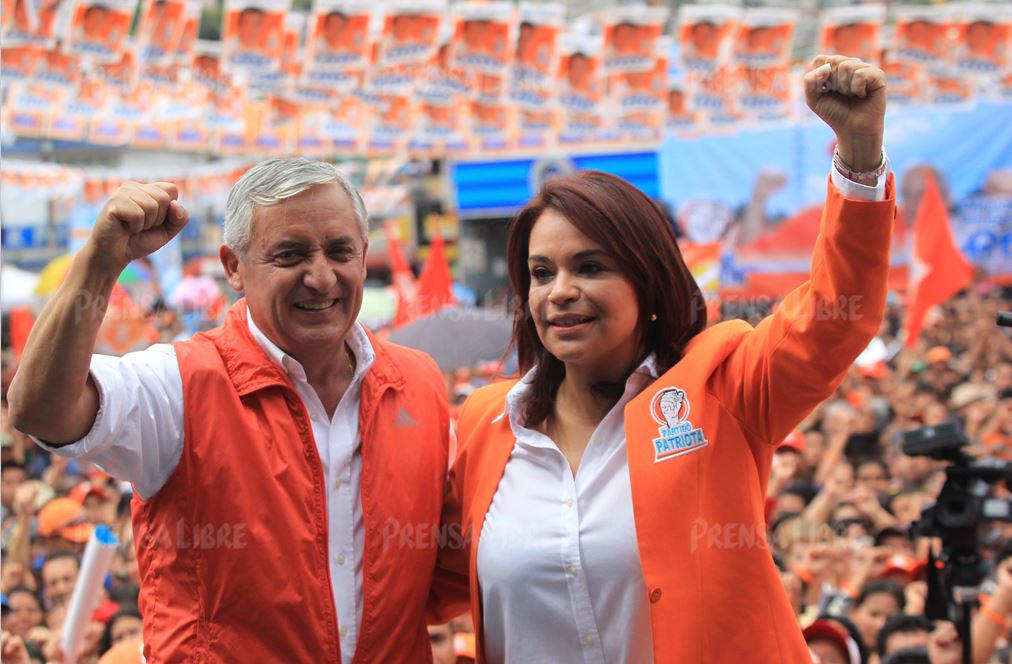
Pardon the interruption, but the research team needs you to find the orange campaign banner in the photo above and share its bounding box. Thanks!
[509,2,563,111]
[953,4,1012,77]
[253,95,299,154]
[1,45,43,81]
[893,6,954,68]
[601,5,668,75]
[818,4,885,65]
[305,0,371,74]
[1,0,65,48]
[665,82,697,130]
[450,1,514,76]
[6,81,65,137]
[221,0,290,73]
[365,93,413,153]
[375,1,442,67]
[736,64,793,122]
[607,41,667,142]
[468,99,511,152]
[677,4,738,74]
[137,0,187,64]
[95,47,138,90]
[733,7,795,68]
[173,0,200,62]
[33,48,82,88]
[557,32,604,147]
[62,0,134,63]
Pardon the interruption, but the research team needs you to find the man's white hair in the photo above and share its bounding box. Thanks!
[223,157,368,257]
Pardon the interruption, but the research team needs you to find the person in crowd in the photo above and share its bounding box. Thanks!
[430,55,893,661]
[8,157,452,661]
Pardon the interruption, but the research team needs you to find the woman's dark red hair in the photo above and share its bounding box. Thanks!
[506,170,707,426]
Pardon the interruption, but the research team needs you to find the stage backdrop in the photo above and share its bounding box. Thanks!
[660,100,1012,297]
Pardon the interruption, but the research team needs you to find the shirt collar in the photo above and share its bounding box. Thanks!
[502,353,660,437]
[245,306,376,384]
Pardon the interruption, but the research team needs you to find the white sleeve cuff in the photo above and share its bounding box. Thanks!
[830,154,890,202]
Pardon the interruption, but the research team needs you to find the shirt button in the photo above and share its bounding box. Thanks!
[337,553,346,565]
[650,587,662,603]
[339,627,348,638]
[567,565,579,577]
[583,635,595,645]
[334,478,343,489]
[566,497,574,509]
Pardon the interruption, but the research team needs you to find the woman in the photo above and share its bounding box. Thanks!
[430,55,893,662]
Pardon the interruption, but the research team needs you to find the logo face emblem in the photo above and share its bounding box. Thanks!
[648,387,708,463]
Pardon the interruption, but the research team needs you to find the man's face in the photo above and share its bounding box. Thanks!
[567,55,592,91]
[1,467,26,508]
[42,557,79,607]
[613,24,637,54]
[967,22,994,56]
[691,22,717,57]
[82,5,109,40]
[428,624,455,664]
[237,10,263,48]
[322,14,346,49]
[222,184,367,366]
[463,20,486,50]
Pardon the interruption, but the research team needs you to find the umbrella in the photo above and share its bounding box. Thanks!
[1,266,41,309]
[34,254,155,299]
[388,306,513,371]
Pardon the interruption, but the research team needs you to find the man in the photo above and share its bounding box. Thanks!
[41,552,80,610]
[8,158,452,662]
[319,10,350,53]
[233,6,264,51]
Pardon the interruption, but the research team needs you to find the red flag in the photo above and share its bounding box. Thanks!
[416,225,456,317]
[9,307,35,359]
[385,223,418,328]
[904,170,974,347]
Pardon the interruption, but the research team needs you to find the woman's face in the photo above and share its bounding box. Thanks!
[527,209,641,377]
[110,614,143,646]
[850,591,901,650]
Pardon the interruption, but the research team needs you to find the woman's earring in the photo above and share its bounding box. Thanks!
[650,313,658,322]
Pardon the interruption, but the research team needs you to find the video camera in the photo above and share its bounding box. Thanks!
[904,420,1012,662]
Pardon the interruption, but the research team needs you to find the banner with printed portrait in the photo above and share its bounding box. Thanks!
[449,1,513,77]
[601,5,667,75]
[952,4,1012,82]
[509,2,563,111]
[556,31,604,147]
[173,0,199,62]
[607,37,667,143]
[818,4,885,65]
[677,4,740,125]
[136,0,187,65]
[62,0,134,63]
[1,46,43,82]
[1,0,66,49]
[221,0,290,73]
[375,0,442,67]
[305,0,370,77]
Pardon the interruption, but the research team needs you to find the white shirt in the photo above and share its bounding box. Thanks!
[476,170,887,664]
[478,357,658,664]
[36,311,376,664]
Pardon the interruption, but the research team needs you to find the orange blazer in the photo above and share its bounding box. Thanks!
[429,177,896,663]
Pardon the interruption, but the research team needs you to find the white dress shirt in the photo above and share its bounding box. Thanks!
[476,169,887,664]
[36,311,376,664]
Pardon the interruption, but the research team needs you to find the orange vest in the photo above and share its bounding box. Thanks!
[430,178,895,662]
[133,300,450,663]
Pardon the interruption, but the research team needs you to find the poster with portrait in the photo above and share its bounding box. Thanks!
[173,0,200,62]
[325,94,365,153]
[684,65,741,126]
[449,1,513,75]
[136,0,187,65]
[677,4,739,74]
[172,116,211,151]
[515,108,554,151]
[246,11,302,95]
[510,2,564,110]
[892,6,954,68]
[7,81,65,136]
[736,63,792,122]
[818,4,885,65]
[952,4,1012,77]
[46,93,90,140]
[221,0,290,72]
[365,93,412,151]
[252,95,299,154]
[33,47,82,88]
[375,0,442,67]
[1,46,43,81]
[608,42,667,142]
[733,8,795,68]
[61,0,134,63]
[601,5,667,75]
[1,0,67,49]
[881,57,925,106]
[305,0,370,73]
[556,31,603,146]
[95,47,137,91]
[468,99,511,152]
[665,81,697,130]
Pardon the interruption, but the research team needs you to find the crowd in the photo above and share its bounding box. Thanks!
[1,279,1008,663]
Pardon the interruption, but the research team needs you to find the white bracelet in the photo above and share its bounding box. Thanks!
[833,147,887,186]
